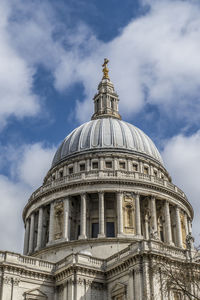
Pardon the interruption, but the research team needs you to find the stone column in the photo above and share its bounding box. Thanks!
[117,192,123,236]
[135,193,141,235]
[114,158,118,171]
[79,193,87,239]
[35,207,43,250]
[176,206,183,248]
[23,218,30,255]
[28,213,35,253]
[184,214,189,236]
[139,161,143,173]
[144,214,149,240]
[150,196,158,236]
[64,197,70,241]
[164,201,172,244]
[188,218,192,233]
[99,158,104,170]
[134,265,143,299]
[63,165,67,176]
[48,202,55,244]
[98,192,105,238]
[86,159,90,172]
[63,282,67,300]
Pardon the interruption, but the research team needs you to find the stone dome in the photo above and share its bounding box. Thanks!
[52,118,163,167]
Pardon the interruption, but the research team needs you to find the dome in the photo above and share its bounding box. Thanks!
[52,118,163,167]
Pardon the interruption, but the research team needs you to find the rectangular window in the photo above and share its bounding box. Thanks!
[106,222,115,237]
[59,171,63,178]
[92,162,98,169]
[119,162,125,169]
[92,223,99,238]
[154,170,158,176]
[80,163,85,171]
[106,161,112,168]
[133,164,138,171]
[69,167,73,174]
[144,167,149,175]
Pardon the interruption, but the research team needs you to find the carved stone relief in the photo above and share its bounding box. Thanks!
[123,193,135,234]
[54,201,64,240]
[24,288,47,299]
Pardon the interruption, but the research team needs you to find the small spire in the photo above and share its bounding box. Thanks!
[102,58,109,79]
[91,59,121,120]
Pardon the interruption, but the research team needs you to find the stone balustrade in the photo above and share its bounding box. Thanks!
[0,251,55,272]
[28,171,187,203]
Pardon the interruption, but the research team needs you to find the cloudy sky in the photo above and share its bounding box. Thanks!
[1,0,200,252]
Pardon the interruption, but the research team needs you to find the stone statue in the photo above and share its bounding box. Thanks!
[186,232,194,249]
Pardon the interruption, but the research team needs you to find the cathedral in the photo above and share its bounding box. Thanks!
[0,59,199,300]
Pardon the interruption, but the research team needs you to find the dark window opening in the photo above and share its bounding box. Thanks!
[92,162,98,169]
[119,162,125,169]
[133,164,138,171]
[144,167,149,175]
[111,98,114,110]
[69,167,73,174]
[92,223,99,238]
[106,222,115,237]
[106,161,112,168]
[59,171,63,178]
[80,163,85,171]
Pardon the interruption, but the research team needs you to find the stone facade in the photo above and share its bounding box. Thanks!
[1,61,200,299]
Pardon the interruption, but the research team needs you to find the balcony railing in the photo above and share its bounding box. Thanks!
[29,170,186,203]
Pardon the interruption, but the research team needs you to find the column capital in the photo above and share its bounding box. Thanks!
[98,190,104,195]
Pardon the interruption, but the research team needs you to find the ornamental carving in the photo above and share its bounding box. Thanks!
[123,193,135,234]
[54,202,64,240]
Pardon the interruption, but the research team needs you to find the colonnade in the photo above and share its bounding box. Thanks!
[23,192,192,255]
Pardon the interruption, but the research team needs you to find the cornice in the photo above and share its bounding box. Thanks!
[23,177,193,220]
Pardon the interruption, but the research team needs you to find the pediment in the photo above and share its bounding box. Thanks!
[111,283,126,297]
[24,288,47,299]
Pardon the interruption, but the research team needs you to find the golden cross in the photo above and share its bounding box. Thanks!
[102,58,109,79]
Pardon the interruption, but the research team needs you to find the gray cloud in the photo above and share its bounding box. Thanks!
[162,131,200,245]
[0,143,55,252]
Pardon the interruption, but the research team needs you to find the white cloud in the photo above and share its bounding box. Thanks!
[17,143,56,189]
[0,142,55,252]
[0,0,40,129]
[162,131,200,245]
[52,0,200,124]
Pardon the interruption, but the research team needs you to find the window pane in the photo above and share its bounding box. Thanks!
[106,222,115,237]
[92,223,99,238]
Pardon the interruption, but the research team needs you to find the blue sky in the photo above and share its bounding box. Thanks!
[1,0,200,252]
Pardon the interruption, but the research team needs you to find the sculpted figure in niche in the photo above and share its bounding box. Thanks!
[123,194,135,234]
[54,202,64,240]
